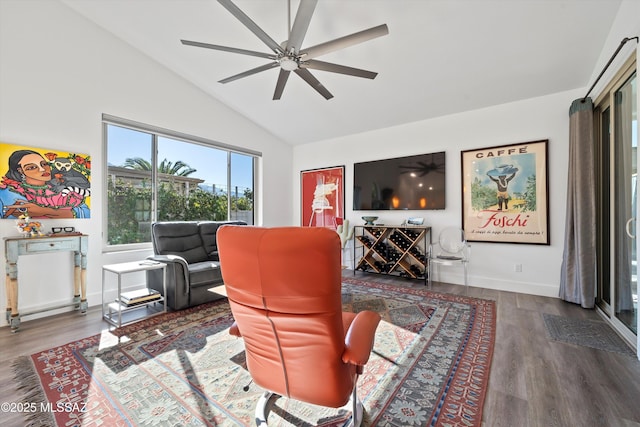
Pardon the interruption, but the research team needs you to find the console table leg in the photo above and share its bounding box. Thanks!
[80,268,88,314]
[9,314,20,333]
[81,269,87,304]
[74,266,87,314]
[73,265,81,307]
[74,250,88,314]
[5,275,12,322]
[6,274,19,332]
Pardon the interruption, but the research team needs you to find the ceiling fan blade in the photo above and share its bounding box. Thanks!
[286,0,317,53]
[181,39,276,60]
[300,60,378,79]
[294,68,333,99]
[273,69,291,100]
[300,24,389,60]
[219,61,279,84]
[217,0,283,55]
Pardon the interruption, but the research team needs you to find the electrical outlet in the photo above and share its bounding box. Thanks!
[514,264,522,272]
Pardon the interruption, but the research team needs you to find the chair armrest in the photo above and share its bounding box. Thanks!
[229,321,241,337]
[146,254,190,296]
[147,254,187,265]
[428,241,441,258]
[342,310,381,367]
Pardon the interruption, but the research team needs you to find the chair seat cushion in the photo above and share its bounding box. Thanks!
[188,261,222,287]
[437,255,462,260]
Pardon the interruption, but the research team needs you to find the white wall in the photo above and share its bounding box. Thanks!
[587,0,640,99]
[293,0,640,299]
[294,88,583,297]
[0,0,292,326]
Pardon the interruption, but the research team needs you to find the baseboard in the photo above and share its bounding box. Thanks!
[345,269,560,299]
[441,272,560,298]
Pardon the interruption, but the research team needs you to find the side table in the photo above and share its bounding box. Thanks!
[102,260,167,328]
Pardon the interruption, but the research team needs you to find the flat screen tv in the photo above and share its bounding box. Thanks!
[353,151,445,210]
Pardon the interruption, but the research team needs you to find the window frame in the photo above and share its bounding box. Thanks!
[102,114,260,252]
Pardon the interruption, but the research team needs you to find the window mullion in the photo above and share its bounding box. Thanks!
[227,151,232,220]
[152,134,159,223]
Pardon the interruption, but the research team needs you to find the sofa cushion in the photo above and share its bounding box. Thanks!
[188,261,222,287]
[198,222,223,259]
[198,221,247,259]
[151,221,208,264]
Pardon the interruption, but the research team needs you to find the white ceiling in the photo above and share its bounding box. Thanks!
[61,0,621,145]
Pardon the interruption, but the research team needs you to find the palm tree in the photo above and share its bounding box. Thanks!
[123,157,197,176]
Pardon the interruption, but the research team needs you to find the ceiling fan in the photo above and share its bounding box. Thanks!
[180,0,389,100]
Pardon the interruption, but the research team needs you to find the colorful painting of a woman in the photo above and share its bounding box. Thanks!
[0,143,91,219]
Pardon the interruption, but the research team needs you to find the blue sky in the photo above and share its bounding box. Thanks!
[107,125,253,191]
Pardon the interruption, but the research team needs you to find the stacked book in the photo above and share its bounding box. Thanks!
[119,288,161,306]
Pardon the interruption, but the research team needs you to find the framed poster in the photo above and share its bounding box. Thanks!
[301,165,344,229]
[0,142,91,219]
[461,140,549,244]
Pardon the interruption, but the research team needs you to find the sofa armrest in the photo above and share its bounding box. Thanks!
[148,253,188,266]
[146,254,190,297]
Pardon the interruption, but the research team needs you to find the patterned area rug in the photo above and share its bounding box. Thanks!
[543,313,635,357]
[13,278,495,427]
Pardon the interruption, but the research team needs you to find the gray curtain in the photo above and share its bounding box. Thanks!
[559,98,597,308]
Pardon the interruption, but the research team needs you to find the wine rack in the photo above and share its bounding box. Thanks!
[353,225,431,284]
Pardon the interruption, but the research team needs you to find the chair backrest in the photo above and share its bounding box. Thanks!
[198,220,246,259]
[217,225,356,407]
[152,221,247,262]
[151,221,208,264]
[438,227,467,255]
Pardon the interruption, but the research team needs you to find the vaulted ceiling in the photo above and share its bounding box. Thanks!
[61,0,621,145]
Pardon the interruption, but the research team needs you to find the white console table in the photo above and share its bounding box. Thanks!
[4,233,88,332]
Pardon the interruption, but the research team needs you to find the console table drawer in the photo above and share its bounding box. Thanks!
[23,239,79,253]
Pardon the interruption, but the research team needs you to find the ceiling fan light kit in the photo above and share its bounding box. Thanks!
[181,0,389,100]
[279,57,298,71]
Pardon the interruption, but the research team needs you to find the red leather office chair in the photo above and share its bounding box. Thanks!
[217,226,380,426]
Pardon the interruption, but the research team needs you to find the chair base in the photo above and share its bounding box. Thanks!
[254,387,364,427]
[349,383,364,427]
[255,391,273,427]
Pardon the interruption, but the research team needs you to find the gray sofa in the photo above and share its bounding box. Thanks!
[147,220,246,310]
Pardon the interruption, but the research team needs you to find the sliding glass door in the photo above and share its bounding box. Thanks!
[613,71,637,335]
[596,66,637,344]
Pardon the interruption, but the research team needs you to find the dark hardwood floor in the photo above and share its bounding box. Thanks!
[1,270,639,427]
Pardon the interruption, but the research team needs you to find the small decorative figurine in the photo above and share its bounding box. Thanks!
[16,214,43,237]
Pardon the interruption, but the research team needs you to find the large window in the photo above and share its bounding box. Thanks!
[104,115,258,247]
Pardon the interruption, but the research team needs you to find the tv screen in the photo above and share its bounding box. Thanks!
[353,151,445,210]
